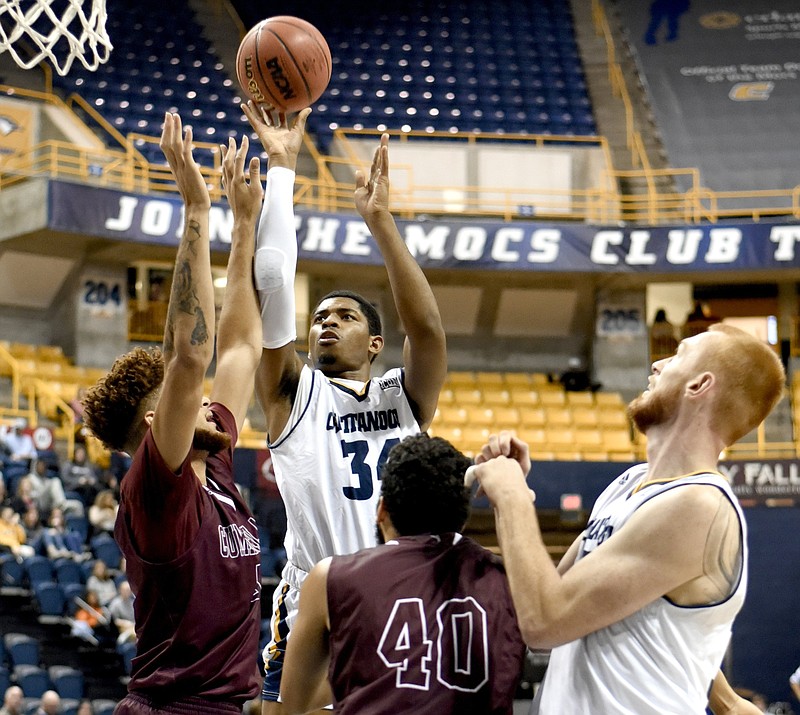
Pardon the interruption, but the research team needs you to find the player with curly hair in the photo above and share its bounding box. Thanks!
[279,434,526,714]
[83,117,266,713]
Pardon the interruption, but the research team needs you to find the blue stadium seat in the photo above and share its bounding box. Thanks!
[62,582,87,616]
[90,534,122,570]
[0,665,10,698]
[4,633,40,667]
[0,553,25,590]
[65,515,90,544]
[22,555,54,587]
[54,558,85,587]
[117,640,136,676]
[13,664,50,698]
[48,665,85,700]
[33,581,67,620]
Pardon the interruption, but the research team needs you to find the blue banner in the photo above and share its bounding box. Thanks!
[48,180,800,273]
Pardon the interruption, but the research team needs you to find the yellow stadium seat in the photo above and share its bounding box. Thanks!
[509,389,540,407]
[539,390,567,407]
[566,391,595,407]
[36,345,66,363]
[581,451,609,461]
[545,407,572,427]
[572,407,599,429]
[552,450,582,461]
[519,407,546,428]
[437,388,455,406]
[430,425,463,444]
[545,428,575,447]
[595,391,625,409]
[447,371,477,389]
[575,429,604,451]
[597,410,629,429]
[476,371,504,387]
[438,407,470,426]
[530,372,551,386]
[503,372,532,389]
[518,428,547,447]
[529,450,556,461]
[603,429,634,454]
[482,388,511,407]
[453,388,483,406]
[37,361,64,379]
[493,407,521,429]
[466,407,495,427]
[9,342,36,360]
[461,427,491,452]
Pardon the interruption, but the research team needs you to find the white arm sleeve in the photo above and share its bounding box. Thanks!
[255,166,298,349]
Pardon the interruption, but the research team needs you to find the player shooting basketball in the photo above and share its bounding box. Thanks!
[82,114,264,713]
[468,325,785,715]
[239,101,447,714]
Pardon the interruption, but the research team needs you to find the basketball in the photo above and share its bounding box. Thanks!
[236,16,332,113]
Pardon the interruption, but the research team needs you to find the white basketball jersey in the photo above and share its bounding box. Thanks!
[533,464,748,715]
[269,365,420,581]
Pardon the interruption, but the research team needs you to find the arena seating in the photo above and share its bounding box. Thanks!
[430,371,637,460]
[45,0,596,161]
[232,0,595,148]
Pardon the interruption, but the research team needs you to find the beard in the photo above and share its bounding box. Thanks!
[627,383,681,434]
[192,427,232,454]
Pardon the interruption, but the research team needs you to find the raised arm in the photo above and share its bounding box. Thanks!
[354,135,446,429]
[153,113,215,471]
[209,135,263,430]
[280,558,333,714]
[242,102,310,439]
[471,434,741,649]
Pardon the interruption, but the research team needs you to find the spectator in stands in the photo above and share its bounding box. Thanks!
[791,665,800,702]
[61,444,100,507]
[649,307,678,361]
[35,690,61,715]
[0,475,7,509]
[556,357,601,392]
[108,579,136,645]
[86,559,118,607]
[468,324,785,715]
[21,505,45,555]
[10,476,37,515]
[1,418,37,464]
[69,387,88,444]
[644,0,690,45]
[70,589,110,646]
[43,507,88,561]
[0,685,23,715]
[88,489,118,535]
[26,458,84,518]
[684,300,721,338]
[0,505,34,560]
[75,701,94,715]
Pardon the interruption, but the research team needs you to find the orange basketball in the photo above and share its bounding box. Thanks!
[236,16,332,113]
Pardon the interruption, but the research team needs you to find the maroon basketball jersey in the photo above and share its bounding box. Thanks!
[327,534,525,714]
[115,403,261,707]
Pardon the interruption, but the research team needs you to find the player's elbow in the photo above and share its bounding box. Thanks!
[168,348,212,378]
[279,688,312,715]
[519,619,567,651]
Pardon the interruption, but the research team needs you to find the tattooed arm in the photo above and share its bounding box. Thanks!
[152,113,216,471]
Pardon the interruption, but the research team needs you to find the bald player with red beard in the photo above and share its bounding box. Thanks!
[83,116,265,713]
[469,325,784,715]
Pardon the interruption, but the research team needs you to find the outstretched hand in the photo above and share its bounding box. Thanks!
[241,101,310,171]
[220,135,263,226]
[354,133,391,220]
[159,112,210,209]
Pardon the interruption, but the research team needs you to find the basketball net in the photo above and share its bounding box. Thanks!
[0,0,112,76]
